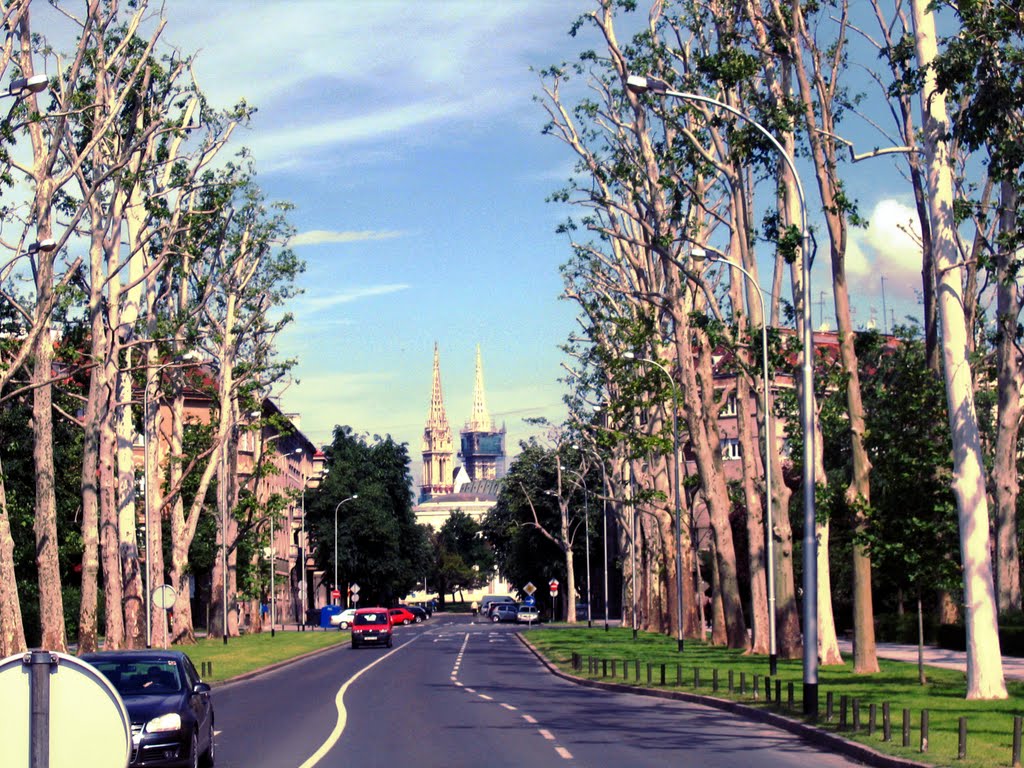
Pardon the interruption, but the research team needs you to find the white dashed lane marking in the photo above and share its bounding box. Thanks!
[449,632,573,761]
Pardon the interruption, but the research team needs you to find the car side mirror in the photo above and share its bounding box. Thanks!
[193,682,212,695]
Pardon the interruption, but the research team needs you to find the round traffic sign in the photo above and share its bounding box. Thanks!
[0,651,131,768]
[152,584,176,610]
[331,589,341,599]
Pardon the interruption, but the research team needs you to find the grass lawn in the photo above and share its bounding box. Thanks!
[525,626,1024,768]
[178,629,350,683]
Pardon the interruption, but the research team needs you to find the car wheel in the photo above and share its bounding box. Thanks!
[386,635,393,648]
[189,732,200,768]
[492,615,500,623]
[402,619,411,625]
[414,616,423,623]
[351,639,359,649]
[340,621,349,629]
[200,721,215,767]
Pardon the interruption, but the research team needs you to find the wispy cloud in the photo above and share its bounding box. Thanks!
[290,229,406,247]
[304,285,410,312]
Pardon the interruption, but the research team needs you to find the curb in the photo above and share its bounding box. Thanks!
[516,633,932,768]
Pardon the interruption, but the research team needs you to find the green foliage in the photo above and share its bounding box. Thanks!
[305,426,427,606]
[428,511,494,602]
[856,327,961,600]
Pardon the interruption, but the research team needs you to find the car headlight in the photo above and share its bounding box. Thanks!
[146,712,182,733]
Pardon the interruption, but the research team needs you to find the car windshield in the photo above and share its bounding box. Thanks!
[91,660,182,696]
[355,612,386,625]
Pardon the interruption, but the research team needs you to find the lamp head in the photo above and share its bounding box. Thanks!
[9,74,48,97]
[623,351,636,360]
[626,74,669,95]
[691,246,711,262]
[27,239,57,255]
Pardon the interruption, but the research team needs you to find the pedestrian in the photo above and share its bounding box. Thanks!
[471,600,478,616]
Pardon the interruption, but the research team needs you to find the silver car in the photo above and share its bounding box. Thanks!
[491,603,519,623]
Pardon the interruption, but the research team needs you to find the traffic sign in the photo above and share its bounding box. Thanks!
[350,583,360,594]
[524,596,536,607]
[331,589,341,600]
[152,584,176,610]
[350,593,360,603]
[523,582,536,596]
[549,578,559,597]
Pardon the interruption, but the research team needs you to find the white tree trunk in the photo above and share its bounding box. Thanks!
[911,0,1006,699]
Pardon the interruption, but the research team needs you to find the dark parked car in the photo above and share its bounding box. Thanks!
[399,604,428,622]
[81,649,214,768]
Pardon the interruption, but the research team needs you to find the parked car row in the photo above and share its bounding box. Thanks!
[490,602,541,624]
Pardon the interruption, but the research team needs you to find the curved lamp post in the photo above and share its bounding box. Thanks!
[626,73,816,712]
[575,442,611,631]
[693,247,777,674]
[334,495,358,605]
[623,351,685,653]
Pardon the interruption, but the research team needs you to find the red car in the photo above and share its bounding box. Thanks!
[351,607,393,648]
[388,607,418,625]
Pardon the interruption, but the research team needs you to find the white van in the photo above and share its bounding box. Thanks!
[479,595,515,618]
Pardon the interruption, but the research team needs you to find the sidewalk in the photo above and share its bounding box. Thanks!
[837,639,1024,681]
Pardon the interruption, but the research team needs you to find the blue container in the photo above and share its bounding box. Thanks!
[320,605,342,629]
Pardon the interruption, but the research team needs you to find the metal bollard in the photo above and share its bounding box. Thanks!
[603,659,608,678]
[694,667,700,689]
[868,703,877,736]
[840,695,848,730]
[775,678,782,707]
[635,659,640,681]
[920,709,929,753]
[728,670,734,693]
[740,671,746,696]
[1013,715,1022,768]
[852,699,860,732]
[646,663,652,684]
[677,663,682,686]
[958,716,966,760]
[713,668,719,692]
[825,690,834,722]
[660,664,666,686]
[787,681,794,711]
[765,675,772,703]
[883,702,892,741]
[753,673,760,699]
[902,708,911,748]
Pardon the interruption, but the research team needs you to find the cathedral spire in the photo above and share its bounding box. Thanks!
[421,342,453,500]
[468,344,492,431]
[427,342,448,429]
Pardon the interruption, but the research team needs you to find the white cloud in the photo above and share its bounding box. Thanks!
[847,198,923,301]
[290,229,406,247]
[303,285,410,312]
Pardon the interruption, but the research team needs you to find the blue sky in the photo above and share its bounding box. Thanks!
[153,2,926,471]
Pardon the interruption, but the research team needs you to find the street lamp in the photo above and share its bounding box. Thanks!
[693,246,778,674]
[626,73,816,713]
[334,495,358,605]
[7,74,47,98]
[142,350,200,649]
[574,441,610,631]
[623,351,685,653]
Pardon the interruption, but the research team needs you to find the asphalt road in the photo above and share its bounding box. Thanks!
[213,615,867,767]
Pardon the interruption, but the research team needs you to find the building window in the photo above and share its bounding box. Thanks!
[721,437,741,461]
[720,391,738,418]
